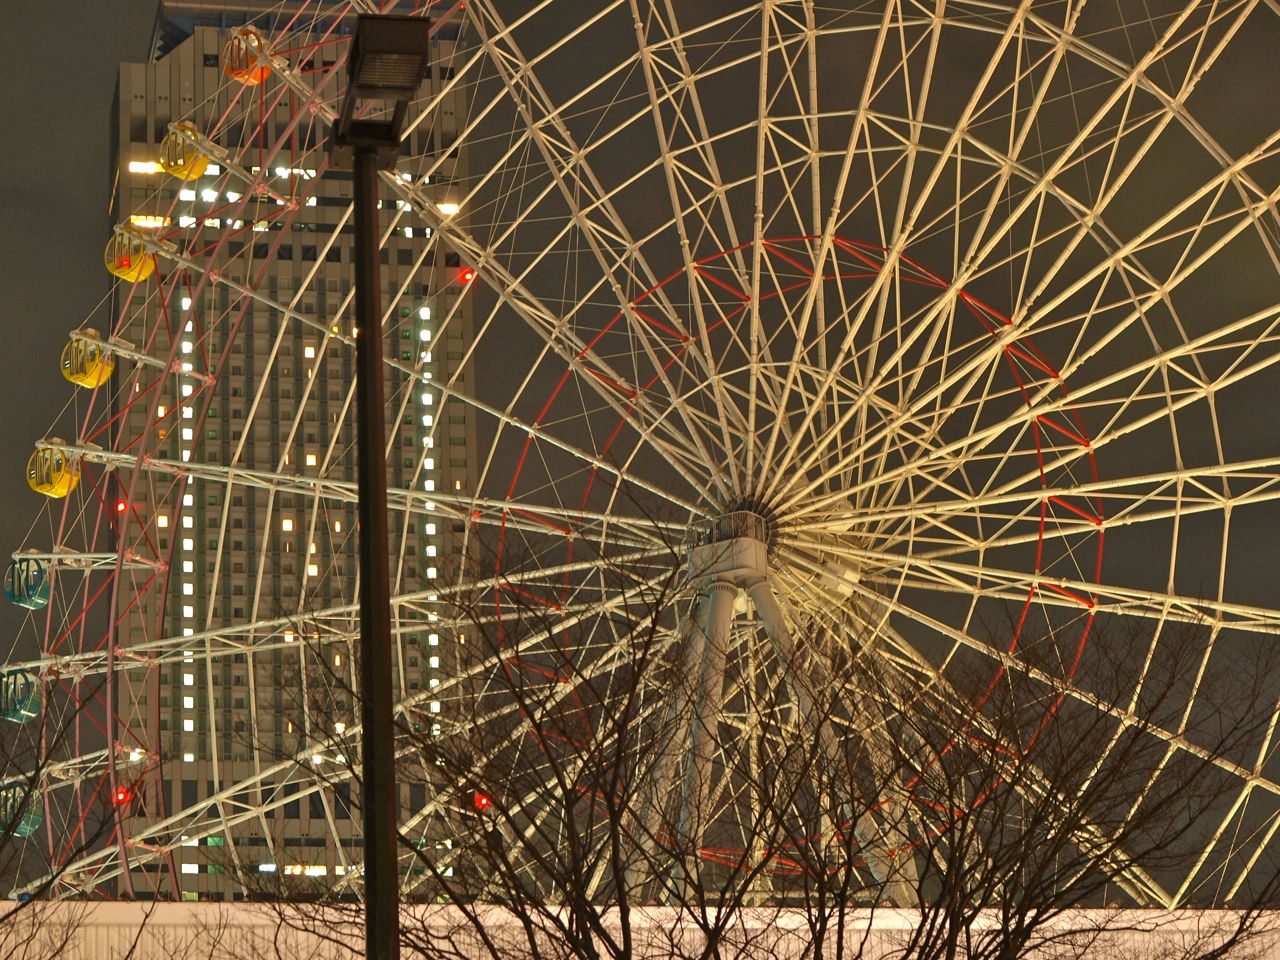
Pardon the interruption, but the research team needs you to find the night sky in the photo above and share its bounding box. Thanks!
[0,3,1275,587]
[0,4,1273,629]
[0,4,155,635]
[0,0,1276,906]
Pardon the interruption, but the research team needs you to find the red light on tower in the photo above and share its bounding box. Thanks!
[473,791,491,811]
[458,266,476,285]
[113,786,132,806]
[115,500,128,514]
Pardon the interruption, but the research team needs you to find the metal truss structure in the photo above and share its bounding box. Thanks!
[4,0,1279,911]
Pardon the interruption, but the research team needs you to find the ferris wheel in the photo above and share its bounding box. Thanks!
[4,0,1280,910]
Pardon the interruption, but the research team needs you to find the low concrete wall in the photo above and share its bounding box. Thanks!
[1,902,1277,959]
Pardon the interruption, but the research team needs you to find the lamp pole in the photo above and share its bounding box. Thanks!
[332,15,433,960]
[352,141,399,960]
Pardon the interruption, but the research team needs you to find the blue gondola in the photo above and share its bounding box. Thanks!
[4,558,50,610]
[0,670,39,724]
[0,781,41,838]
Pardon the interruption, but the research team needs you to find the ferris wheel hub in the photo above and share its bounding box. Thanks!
[685,507,774,587]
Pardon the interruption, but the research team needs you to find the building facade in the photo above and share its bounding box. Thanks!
[108,0,474,900]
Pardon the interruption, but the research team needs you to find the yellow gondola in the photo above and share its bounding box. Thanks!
[223,26,271,86]
[60,330,115,388]
[105,226,156,283]
[26,444,79,499]
[158,121,211,181]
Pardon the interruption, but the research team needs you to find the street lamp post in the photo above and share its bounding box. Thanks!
[331,15,433,960]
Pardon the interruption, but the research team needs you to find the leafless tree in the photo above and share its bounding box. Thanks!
[221,496,1280,960]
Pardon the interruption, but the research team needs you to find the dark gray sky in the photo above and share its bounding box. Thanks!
[0,2,1274,628]
[0,4,155,632]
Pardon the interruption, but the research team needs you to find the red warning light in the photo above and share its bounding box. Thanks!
[458,266,476,285]
[113,786,132,806]
[115,500,128,514]
[473,792,491,811]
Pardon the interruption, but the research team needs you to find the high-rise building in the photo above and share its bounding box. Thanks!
[108,1,474,900]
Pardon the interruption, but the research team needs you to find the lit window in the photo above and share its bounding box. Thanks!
[182,582,194,596]
[181,383,193,397]
[284,630,295,643]
[334,720,345,732]
[183,719,195,732]
[157,405,167,418]
[424,479,435,492]
[436,201,460,216]
[182,605,194,618]
[179,215,196,228]
[428,656,439,669]
[181,863,198,875]
[157,515,169,528]
[205,164,221,175]
[225,190,241,202]
[425,523,436,535]
[183,650,193,660]
[428,634,439,645]
[182,515,194,528]
[333,520,342,533]
[182,406,194,420]
[429,701,440,713]
[307,563,319,576]
[183,493,193,506]
[309,542,317,554]
[128,160,162,174]
[304,345,315,359]
[426,545,437,558]
[129,214,170,229]
[305,453,317,466]
[281,518,294,532]
[180,340,193,355]
[258,864,276,874]
[181,835,198,847]
[429,678,439,688]
[180,297,193,311]
[183,696,195,709]
[201,188,218,203]
[183,753,195,763]
[183,560,194,573]
[179,189,196,202]
[427,567,437,579]
[403,227,413,239]
[334,653,343,667]
[424,457,434,470]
